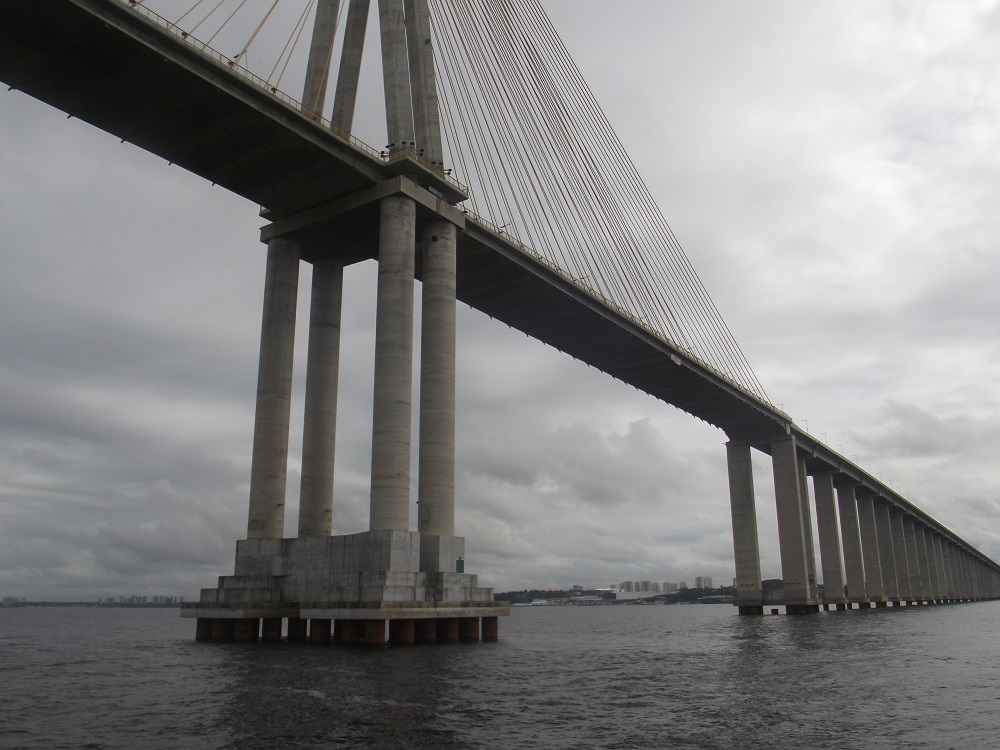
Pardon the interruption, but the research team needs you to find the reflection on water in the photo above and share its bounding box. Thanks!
[2,602,998,749]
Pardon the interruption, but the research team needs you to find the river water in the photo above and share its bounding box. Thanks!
[1,602,998,749]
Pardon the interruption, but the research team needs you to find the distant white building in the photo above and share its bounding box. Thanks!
[695,577,713,589]
[661,581,678,592]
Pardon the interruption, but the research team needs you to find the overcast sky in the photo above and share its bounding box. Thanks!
[2,1,1000,601]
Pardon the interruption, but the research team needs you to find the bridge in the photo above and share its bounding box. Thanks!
[2,0,997,642]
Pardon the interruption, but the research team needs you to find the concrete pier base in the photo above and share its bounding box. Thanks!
[389,619,415,645]
[310,619,332,643]
[364,620,386,646]
[415,619,438,644]
[738,605,765,616]
[196,618,213,641]
[262,617,282,642]
[786,604,821,615]
[459,617,480,642]
[211,619,235,641]
[482,617,499,642]
[335,619,362,645]
[437,618,459,643]
[287,617,308,642]
[234,619,259,642]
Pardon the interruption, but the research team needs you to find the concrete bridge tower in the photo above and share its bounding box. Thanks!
[184,0,508,645]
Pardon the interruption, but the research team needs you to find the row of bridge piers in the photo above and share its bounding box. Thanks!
[727,436,1000,614]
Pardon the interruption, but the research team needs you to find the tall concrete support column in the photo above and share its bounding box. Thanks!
[920,530,934,601]
[889,510,912,601]
[902,518,923,601]
[302,0,341,118]
[726,441,762,611]
[771,438,815,606]
[940,540,956,599]
[796,457,819,598]
[403,0,443,164]
[874,503,899,601]
[812,471,845,603]
[836,482,867,602]
[378,0,415,149]
[370,196,416,531]
[298,260,344,537]
[924,531,941,600]
[332,0,370,132]
[418,222,458,558]
[856,493,885,602]
[247,239,301,539]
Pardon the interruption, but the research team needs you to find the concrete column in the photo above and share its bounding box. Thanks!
[418,222,457,539]
[262,618,282,642]
[233,619,259,642]
[436,618,459,643]
[903,518,923,601]
[335,619,362,644]
[725,441,762,611]
[459,617,480,642]
[378,0,415,150]
[415,618,437,644]
[874,502,899,602]
[889,510,912,601]
[301,0,340,118]
[797,457,819,600]
[211,619,235,641]
[389,619,415,645]
[196,618,213,641]
[370,196,416,531]
[916,526,935,601]
[404,0,443,164]
[924,531,941,601]
[836,482,867,602]
[940,540,956,599]
[298,259,344,537]
[247,238,300,539]
[933,535,949,599]
[770,438,815,606]
[812,471,845,604]
[482,616,499,642]
[856,493,885,602]
[364,620,386,646]
[310,619,332,643]
[287,617,308,642]
[332,0,370,132]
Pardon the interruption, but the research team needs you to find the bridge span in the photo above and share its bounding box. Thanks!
[2,0,997,639]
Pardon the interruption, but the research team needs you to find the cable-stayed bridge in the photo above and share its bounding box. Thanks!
[1,0,997,641]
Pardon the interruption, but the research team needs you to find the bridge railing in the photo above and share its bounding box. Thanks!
[118,0,468,197]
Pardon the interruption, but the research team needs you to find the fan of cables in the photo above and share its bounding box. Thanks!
[431,0,770,404]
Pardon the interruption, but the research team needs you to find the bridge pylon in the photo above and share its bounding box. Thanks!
[181,0,507,644]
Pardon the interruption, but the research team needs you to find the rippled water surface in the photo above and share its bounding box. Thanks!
[2,602,998,749]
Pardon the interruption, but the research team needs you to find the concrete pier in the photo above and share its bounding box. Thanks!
[836,482,867,603]
[857,493,886,603]
[246,239,300,540]
[813,471,846,605]
[726,440,763,613]
[771,438,818,611]
[369,196,416,531]
[298,259,344,537]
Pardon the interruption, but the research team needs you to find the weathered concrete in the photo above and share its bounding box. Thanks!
[332,0,370,132]
[797,457,819,599]
[302,0,340,118]
[874,503,900,601]
[247,239,300,539]
[771,438,816,606]
[459,617,480,643]
[298,259,344,537]
[813,471,846,604]
[370,196,416,531]
[903,517,924,601]
[378,0,414,149]
[726,441,763,607]
[437,618,459,643]
[262,617,283,642]
[404,0,443,165]
[856,493,885,602]
[418,221,458,564]
[389,619,415,645]
[482,617,499,643]
[836,482,867,602]
[310,619,332,643]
